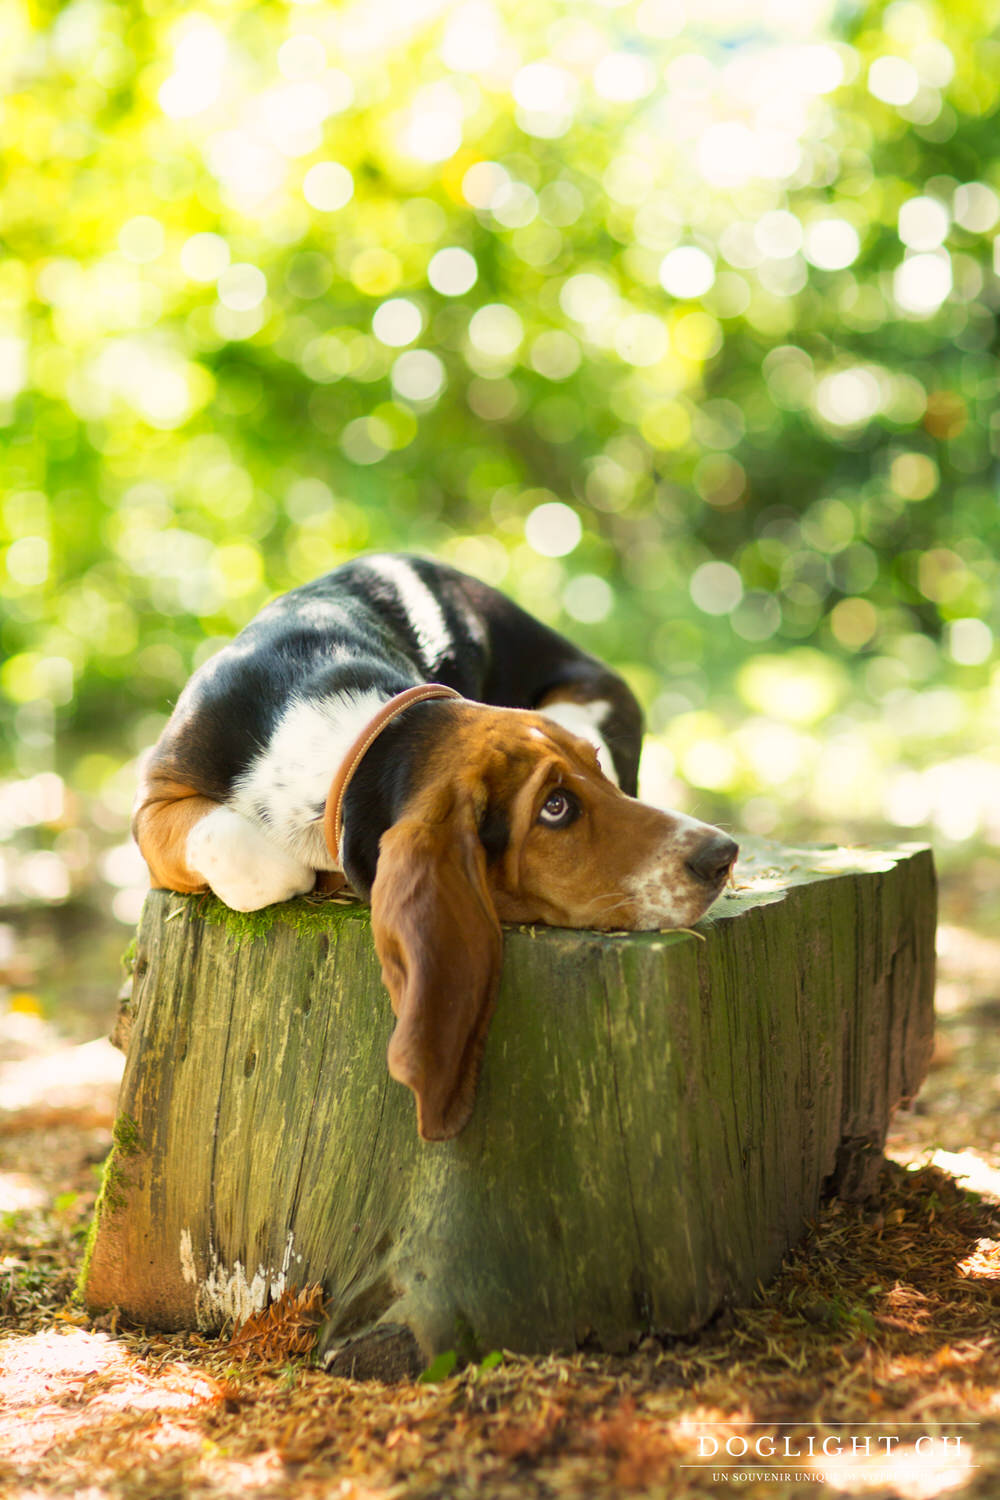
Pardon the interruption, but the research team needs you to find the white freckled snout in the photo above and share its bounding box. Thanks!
[622,813,738,929]
[187,804,315,911]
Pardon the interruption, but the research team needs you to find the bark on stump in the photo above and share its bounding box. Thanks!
[82,841,936,1379]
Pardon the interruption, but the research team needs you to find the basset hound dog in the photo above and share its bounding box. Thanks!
[133,553,738,1141]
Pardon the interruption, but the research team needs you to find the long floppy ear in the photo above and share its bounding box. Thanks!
[369,804,503,1142]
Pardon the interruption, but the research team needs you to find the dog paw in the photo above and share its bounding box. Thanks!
[187,806,315,911]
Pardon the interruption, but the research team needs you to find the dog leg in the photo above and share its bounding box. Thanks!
[132,781,216,895]
[134,777,315,910]
[185,805,316,911]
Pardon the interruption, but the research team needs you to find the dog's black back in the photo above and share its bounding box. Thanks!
[160,554,643,801]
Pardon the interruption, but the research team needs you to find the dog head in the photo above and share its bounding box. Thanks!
[338,701,737,1141]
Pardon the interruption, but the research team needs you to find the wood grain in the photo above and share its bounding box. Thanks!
[81,841,936,1377]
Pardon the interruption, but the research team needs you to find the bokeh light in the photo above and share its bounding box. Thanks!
[0,0,997,931]
[427,247,478,295]
[302,161,354,211]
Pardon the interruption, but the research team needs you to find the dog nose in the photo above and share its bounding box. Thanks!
[685,833,739,885]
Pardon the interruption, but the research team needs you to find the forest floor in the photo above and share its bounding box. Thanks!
[1,848,999,1500]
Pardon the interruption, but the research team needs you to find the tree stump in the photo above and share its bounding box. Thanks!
[81,841,935,1379]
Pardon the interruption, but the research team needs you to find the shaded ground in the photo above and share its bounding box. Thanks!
[1,852,999,1499]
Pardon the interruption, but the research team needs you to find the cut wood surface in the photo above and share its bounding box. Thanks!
[82,840,936,1379]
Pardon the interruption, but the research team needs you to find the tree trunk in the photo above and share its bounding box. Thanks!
[81,841,936,1379]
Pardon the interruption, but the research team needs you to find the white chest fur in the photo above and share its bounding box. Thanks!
[232,688,388,865]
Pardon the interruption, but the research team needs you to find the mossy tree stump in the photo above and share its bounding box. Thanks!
[82,841,935,1379]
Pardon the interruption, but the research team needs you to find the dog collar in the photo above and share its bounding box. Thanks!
[324,683,463,862]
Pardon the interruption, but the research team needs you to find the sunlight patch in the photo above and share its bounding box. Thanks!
[931,1149,1000,1203]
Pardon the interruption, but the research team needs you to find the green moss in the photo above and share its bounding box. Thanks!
[75,1183,104,1300]
[99,1153,133,1214]
[121,936,138,976]
[153,890,702,952]
[76,1121,145,1299]
[164,890,370,946]
[112,1114,144,1157]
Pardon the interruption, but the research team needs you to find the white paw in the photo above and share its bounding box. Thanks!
[187,806,315,911]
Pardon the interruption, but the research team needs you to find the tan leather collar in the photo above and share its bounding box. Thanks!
[323,684,463,862]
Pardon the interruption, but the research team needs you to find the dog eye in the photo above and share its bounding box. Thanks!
[537,789,579,828]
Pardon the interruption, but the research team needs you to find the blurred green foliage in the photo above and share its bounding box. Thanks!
[1,0,999,865]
